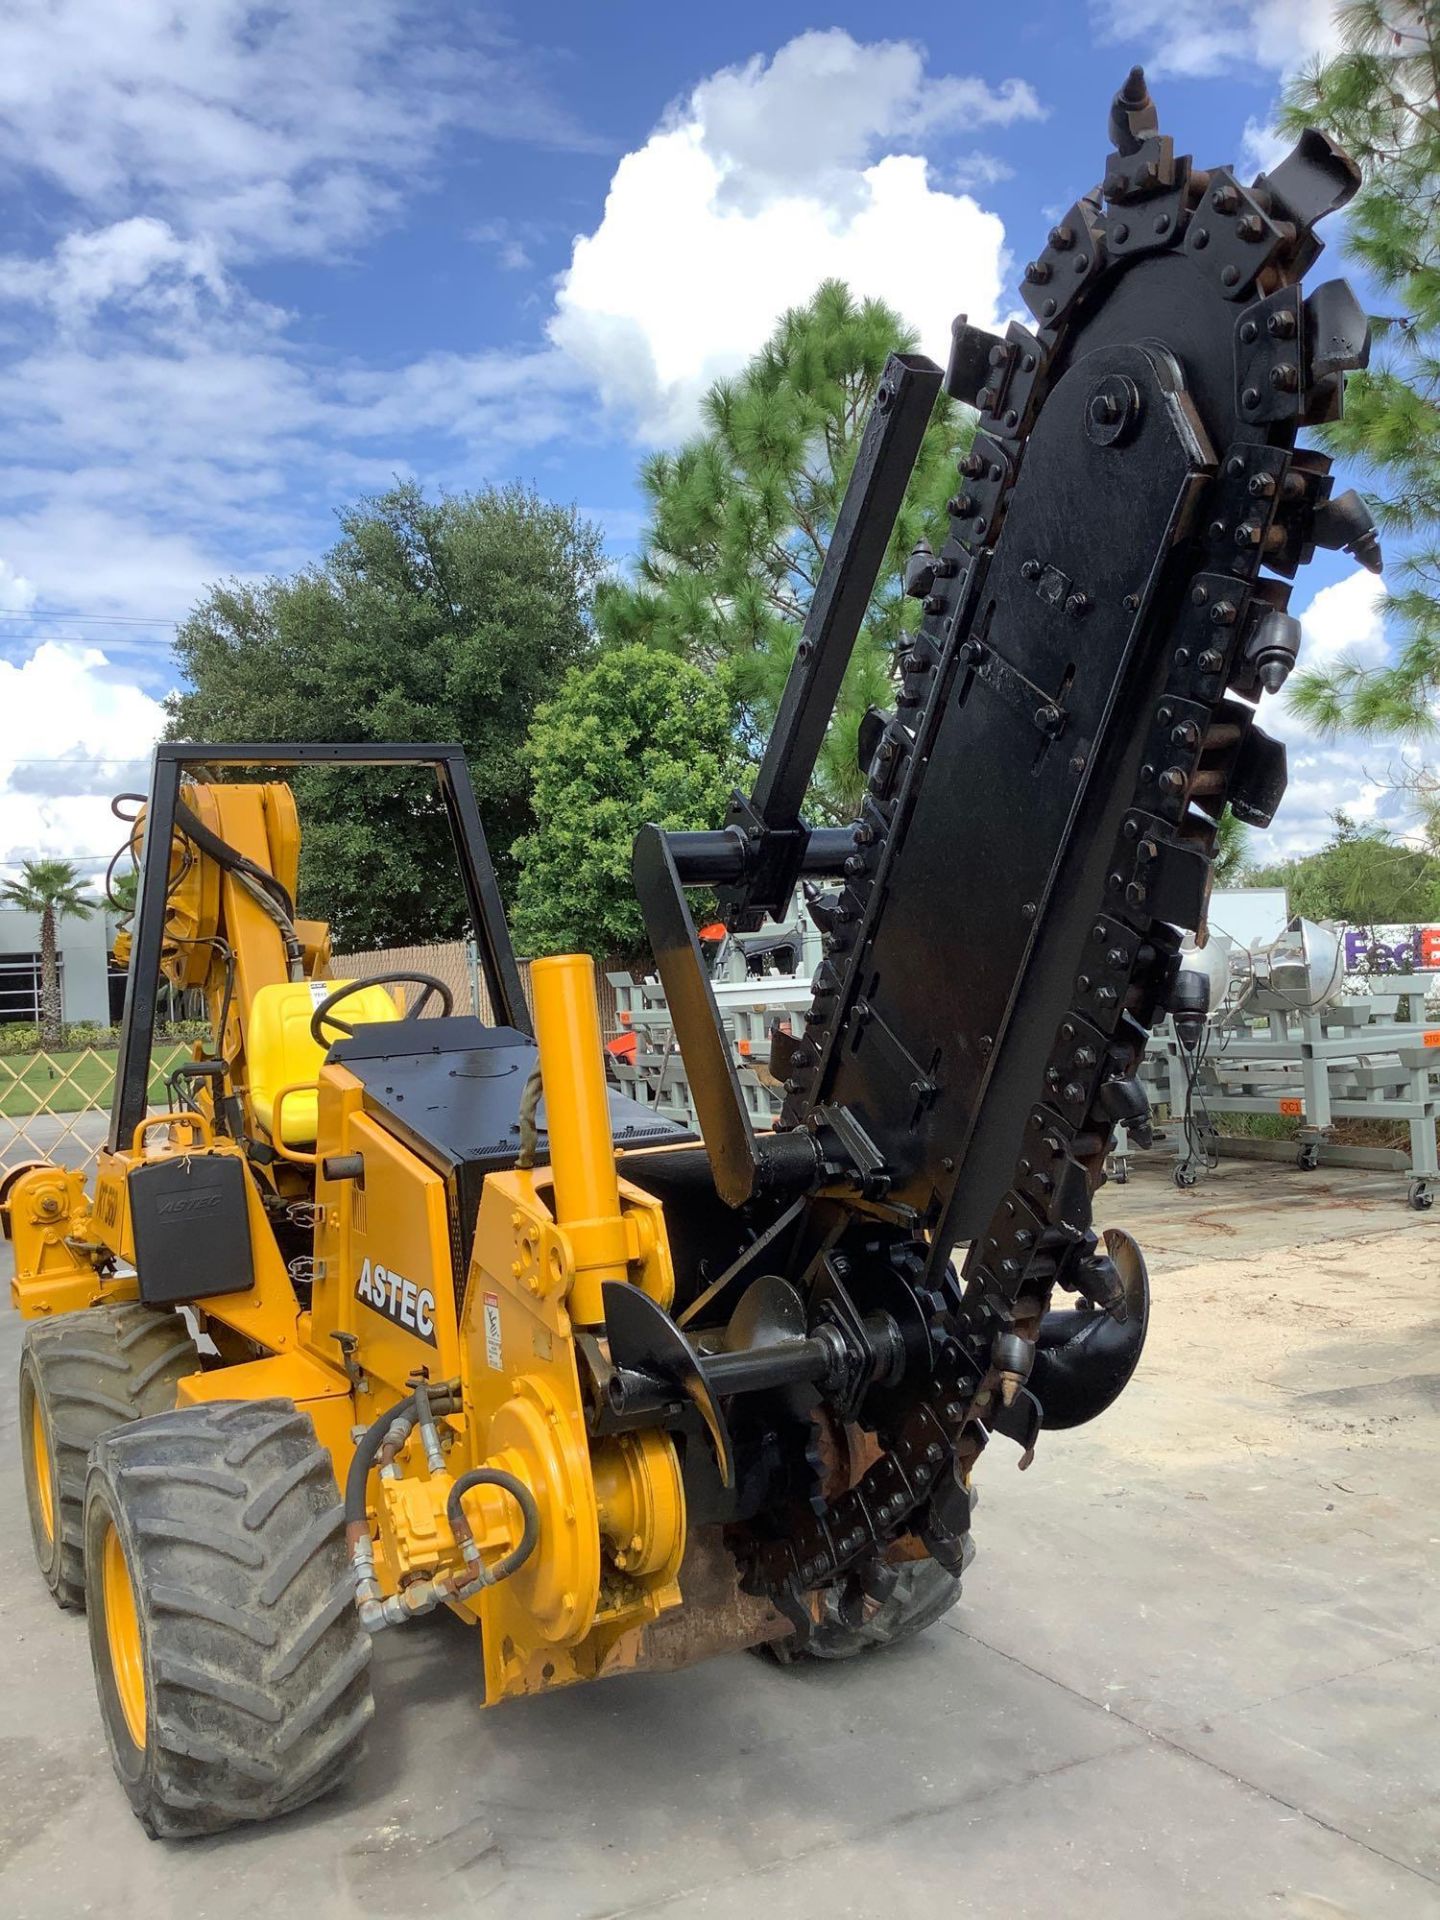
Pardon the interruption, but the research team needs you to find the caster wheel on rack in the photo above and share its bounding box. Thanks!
[1296,1144,1320,1172]
[1408,1181,1433,1212]
[1173,1166,1197,1190]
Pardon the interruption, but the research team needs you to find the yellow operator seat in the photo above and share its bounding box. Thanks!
[247,979,401,1146]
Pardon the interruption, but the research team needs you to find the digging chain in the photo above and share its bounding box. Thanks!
[745,84,1362,1608]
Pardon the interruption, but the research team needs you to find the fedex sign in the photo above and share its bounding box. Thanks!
[1342,925,1440,973]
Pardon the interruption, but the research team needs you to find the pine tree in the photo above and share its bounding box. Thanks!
[1243,809,1440,921]
[1284,3,1440,736]
[596,280,972,818]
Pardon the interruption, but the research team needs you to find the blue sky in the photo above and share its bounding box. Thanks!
[0,0,1396,885]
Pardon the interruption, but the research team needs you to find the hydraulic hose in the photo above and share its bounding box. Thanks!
[233,869,306,981]
[344,1390,534,1634]
[343,1383,462,1531]
[515,1061,544,1170]
[174,797,296,922]
[174,796,307,980]
[447,1468,540,1586]
[344,1390,415,1530]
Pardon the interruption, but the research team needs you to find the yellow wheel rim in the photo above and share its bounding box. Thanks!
[101,1522,146,1748]
[30,1396,55,1544]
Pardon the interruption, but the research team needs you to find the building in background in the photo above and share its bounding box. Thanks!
[0,905,118,1027]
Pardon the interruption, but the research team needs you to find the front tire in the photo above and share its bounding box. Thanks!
[20,1302,198,1608]
[84,1399,373,1839]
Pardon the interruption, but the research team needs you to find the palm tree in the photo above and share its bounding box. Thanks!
[1,859,96,1049]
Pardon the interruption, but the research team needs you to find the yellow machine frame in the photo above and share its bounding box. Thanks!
[4,771,739,1705]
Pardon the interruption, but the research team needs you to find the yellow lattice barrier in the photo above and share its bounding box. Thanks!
[0,1046,188,1175]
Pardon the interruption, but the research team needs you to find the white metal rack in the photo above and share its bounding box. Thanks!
[1113,978,1440,1209]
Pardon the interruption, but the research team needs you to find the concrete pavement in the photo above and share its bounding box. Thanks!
[1,1157,1436,1918]
[0,1111,109,1174]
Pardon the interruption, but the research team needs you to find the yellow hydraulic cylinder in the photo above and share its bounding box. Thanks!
[529,955,629,1326]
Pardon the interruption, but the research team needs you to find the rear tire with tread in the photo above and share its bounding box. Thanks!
[20,1302,198,1609]
[84,1398,373,1839]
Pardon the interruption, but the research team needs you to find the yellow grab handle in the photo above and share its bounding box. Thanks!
[131,1112,213,1155]
[269,1083,320,1167]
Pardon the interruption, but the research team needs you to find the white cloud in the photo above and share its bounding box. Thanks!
[949,153,1016,193]
[0,22,1034,859]
[549,30,1033,440]
[1269,742,1396,858]
[1239,116,1294,183]
[0,0,601,263]
[1094,0,1341,81]
[469,221,540,273]
[683,31,1038,212]
[1262,569,1395,857]
[0,559,36,613]
[1291,567,1389,682]
[0,642,166,875]
[0,328,591,638]
[1245,0,1346,73]
[0,219,232,330]
[0,0,618,654]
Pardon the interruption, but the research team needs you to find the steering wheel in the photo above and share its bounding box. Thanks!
[309,971,454,1047]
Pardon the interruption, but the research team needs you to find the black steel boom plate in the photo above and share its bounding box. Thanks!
[809,344,1210,1252]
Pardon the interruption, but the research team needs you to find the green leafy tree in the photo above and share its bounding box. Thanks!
[1,859,96,1048]
[166,482,606,949]
[1243,810,1440,921]
[512,646,744,963]
[597,279,973,817]
[1284,4,1440,735]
